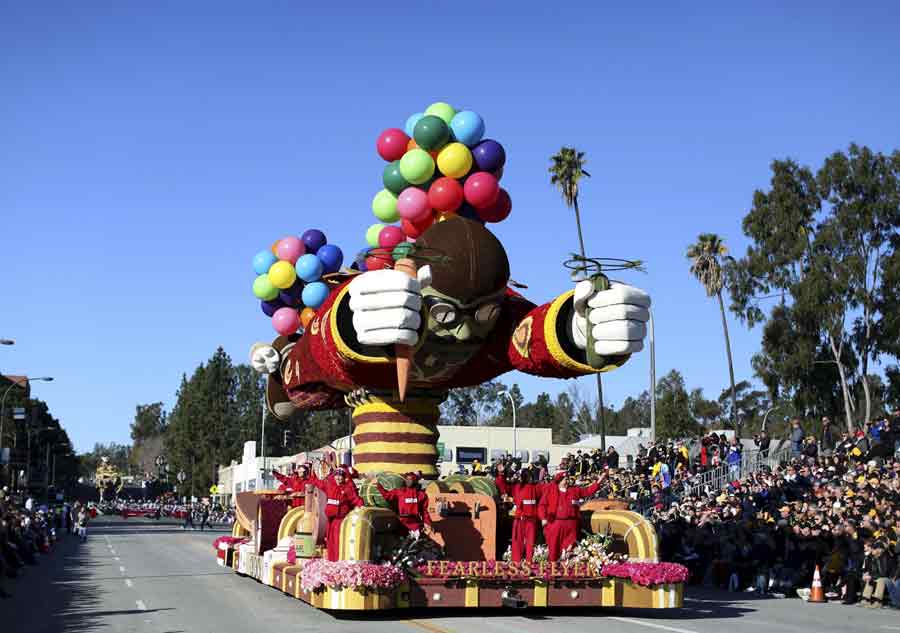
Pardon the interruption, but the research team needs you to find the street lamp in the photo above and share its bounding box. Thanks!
[649,307,656,443]
[498,390,517,458]
[1,376,54,462]
[0,339,14,346]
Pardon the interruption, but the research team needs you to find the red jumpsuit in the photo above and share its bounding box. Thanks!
[273,470,318,507]
[538,480,601,562]
[311,475,363,561]
[375,483,431,533]
[496,475,544,562]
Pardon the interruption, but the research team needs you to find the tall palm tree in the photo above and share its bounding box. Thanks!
[549,148,591,258]
[549,148,606,447]
[687,233,738,432]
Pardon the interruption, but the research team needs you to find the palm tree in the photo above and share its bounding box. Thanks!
[549,147,591,258]
[687,233,738,432]
[549,148,606,448]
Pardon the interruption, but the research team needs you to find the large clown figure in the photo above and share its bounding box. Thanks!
[250,216,650,478]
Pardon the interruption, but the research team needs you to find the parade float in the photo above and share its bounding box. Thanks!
[94,456,123,502]
[216,102,686,611]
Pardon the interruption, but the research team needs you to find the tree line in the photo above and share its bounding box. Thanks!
[691,144,900,433]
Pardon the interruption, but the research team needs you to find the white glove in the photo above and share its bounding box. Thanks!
[571,281,651,355]
[249,343,280,374]
[348,266,431,346]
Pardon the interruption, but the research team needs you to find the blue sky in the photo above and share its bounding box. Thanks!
[2,3,899,452]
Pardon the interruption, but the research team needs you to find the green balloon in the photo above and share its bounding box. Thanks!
[413,172,439,192]
[413,115,450,151]
[253,274,278,301]
[425,102,456,125]
[372,189,399,222]
[366,223,386,248]
[392,242,414,261]
[382,160,410,195]
[399,148,435,185]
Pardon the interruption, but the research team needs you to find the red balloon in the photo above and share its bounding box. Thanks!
[376,128,411,162]
[476,188,512,223]
[365,252,393,271]
[378,225,405,250]
[427,177,464,213]
[401,213,435,238]
[463,171,500,209]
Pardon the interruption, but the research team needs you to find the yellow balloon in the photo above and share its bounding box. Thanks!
[436,142,473,179]
[268,260,297,289]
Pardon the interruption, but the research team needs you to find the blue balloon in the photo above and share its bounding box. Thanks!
[404,112,425,138]
[252,250,278,275]
[317,244,344,274]
[449,111,485,147]
[301,229,327,254]
[261,298,285,317]
[302,281,329,309]
[295,253,323,282]
[279,280,304,307]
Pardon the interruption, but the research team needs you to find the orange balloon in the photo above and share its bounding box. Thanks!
[407,138,438,160]
[271,240,280,255]
[436,210,457,223]
[300,307,316,329]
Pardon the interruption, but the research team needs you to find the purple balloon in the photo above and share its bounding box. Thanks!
[472,139,506,173]
[301,229,327,254]
[278,280,304,307]
[261,298,285,317]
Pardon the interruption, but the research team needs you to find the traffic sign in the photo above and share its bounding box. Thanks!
[12,407,25,420]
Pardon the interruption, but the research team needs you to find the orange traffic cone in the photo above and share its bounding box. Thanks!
[809,565,826,603]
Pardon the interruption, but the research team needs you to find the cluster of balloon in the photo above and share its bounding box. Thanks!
[365,102,511,271]
[251,230,344,335]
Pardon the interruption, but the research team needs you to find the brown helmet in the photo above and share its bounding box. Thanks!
[416,217,509,304]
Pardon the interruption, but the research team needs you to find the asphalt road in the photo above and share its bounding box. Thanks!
[3,516,898,633]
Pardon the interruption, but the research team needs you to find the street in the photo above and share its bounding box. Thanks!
[3,516,897,633]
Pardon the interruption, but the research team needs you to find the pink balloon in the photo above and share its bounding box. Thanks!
[275,236,305,264]
[463,172,500,209]
[396,187,431,221]
[378,225,405,250]
[272,307,300,335]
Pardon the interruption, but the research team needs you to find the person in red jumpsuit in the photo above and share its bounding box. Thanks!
[272,463,318,508]
[538,472,603,562]
[495,464,544,562]
[373,472,431,535]
[311,466,363,561]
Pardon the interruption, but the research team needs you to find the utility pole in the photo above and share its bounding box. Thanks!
[260,394,267,486]
[649,307,656,442]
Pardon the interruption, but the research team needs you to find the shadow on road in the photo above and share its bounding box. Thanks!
[1,528,109,633]
[328,589,758,622]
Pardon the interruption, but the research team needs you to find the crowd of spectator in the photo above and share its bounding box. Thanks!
[0,488,93,599]
[485,413,900,608]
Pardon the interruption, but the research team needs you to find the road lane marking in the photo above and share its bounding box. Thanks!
[608,617,699,633]
[114,557,120,561]
[119,566,126,573]
[125,579,133,588]
[404,620,455,633]
[136,600,147,611]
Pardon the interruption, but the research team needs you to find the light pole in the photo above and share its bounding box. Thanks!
[1,376,53,457]
[0,339,14,346]
[499,391,517,458]
[259,394,267,486]
[649,307,656,442]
